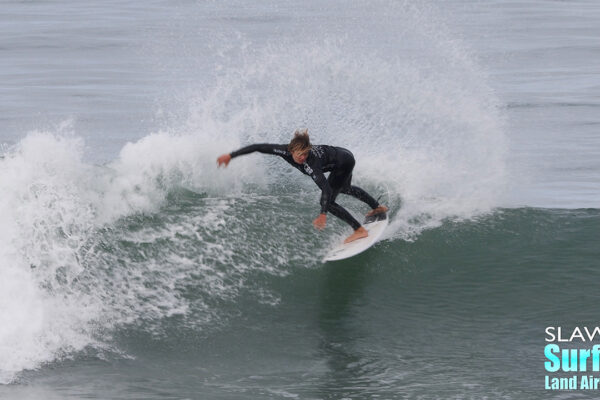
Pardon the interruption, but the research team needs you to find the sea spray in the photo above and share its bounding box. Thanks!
[180,39,507,240]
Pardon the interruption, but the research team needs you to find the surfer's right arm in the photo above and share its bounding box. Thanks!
[217,144,288,167]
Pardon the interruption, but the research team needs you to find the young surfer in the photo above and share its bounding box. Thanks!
[216,129,388,243]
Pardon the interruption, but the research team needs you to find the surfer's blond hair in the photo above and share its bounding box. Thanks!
[288,129,312,153]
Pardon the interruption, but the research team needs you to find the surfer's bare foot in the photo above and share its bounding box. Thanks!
[366,205,388,217]
[344,227,368,243]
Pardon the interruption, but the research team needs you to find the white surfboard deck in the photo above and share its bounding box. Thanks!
[323,212,388,262]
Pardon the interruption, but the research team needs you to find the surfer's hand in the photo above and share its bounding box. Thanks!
[313,214,327,230]
[217,153,231,167]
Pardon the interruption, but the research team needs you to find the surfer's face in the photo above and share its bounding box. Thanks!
[292,149,309,164]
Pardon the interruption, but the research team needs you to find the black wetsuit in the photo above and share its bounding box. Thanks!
[230,143,379,230]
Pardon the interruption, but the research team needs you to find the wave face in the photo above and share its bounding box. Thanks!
[2,0,508,389]
[2,198,599,398]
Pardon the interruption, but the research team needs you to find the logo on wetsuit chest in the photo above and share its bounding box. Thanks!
[311,146,324,158]
[303,163,313,175]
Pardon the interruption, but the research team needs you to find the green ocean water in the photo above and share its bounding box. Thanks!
[3,190,599,399]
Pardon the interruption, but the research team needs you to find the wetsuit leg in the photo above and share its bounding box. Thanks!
[328,201,361,230]
[325,172,361,230]
[341,185,379,209]
[324,151,362,230]
[334,149,380,209]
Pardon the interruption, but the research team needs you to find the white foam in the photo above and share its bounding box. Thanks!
[0,128,286,383]
[0,131,101,384]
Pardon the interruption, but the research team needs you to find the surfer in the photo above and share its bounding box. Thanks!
[216,129,388,243]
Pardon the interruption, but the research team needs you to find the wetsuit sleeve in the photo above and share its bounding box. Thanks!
[309,167,333,214]
[229,143,288,159]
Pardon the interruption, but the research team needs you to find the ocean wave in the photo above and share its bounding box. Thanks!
[0,1,507,383]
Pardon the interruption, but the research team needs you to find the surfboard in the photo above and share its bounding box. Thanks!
[323,212,388,262]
